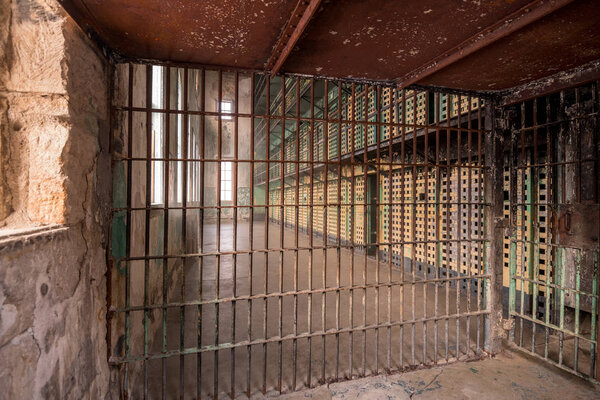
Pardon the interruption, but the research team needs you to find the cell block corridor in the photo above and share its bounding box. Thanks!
[5,1,600,399]
[109,64,492,398]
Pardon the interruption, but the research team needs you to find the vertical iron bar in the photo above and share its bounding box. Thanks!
[519,102,526,349]
[278,76,286,395]
[144,64,152,400]
[400,87,407,367]
[214,69,223,400]
[124,63,134,395]
[247,72,255,399]
[423,91,429,364]
[592,252,598,378]
[456,94,462,359]
[308,81,316,388]
[477,99,483,353]
[230,71,239,400]
[349,82,357,377]
[262,75,270,396]
[466,95,472,356]
[336,82,346,380]
[292,76,300,392]
[531,98,539,356]
[197,68,206,400]
[544,95,552,360]
[444,93,451,361]
[410,90,417,366]
[574,249,581,372]
[362,85,368,376]
[162,66,171,400]
[387,87,395,372]
[434,92,441,363]
[181,66,189,400]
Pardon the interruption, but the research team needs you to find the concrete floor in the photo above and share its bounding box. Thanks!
[275,347,600,399]
[123,219,595,398]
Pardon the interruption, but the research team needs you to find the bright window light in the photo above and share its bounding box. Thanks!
[151,66,164,205]
[220,161,232,201]
[221,100,233,120]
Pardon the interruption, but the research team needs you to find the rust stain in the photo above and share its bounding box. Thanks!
[60,0,600,91]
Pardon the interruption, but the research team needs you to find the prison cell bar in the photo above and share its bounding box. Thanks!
[144,64,152,400]
[506,83,600,383]
[161,66,170,400]
[110,65,496,397]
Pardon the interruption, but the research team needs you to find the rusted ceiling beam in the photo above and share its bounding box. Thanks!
[266,0,323,77]
[500,58,600,106]
[396,0,576,88]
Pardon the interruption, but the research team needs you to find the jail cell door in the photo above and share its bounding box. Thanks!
[506,84,600,382]
[109,63,493,399]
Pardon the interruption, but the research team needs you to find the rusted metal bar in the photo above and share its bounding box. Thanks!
[124,63,134,394]
[387,87,396,372]
[456,94,462,360]
[162,66,171,400]
[400,87,407,367]
[423,91,429,364]
[336,80,344,380]
[434,92,441,363]
[502,81,600,384]
[111,309,491,365]
[230,70,239,400]
[292,76,301,392]
[214,69,223,400]
[445,90,452,362]
[111,63,495,397]
[262,75,270,396]
[144,64,153,400]
[361,84,368,377]
[466,95,472,357]
[247,72,255,399]
[594,80,600,382]
[477,99,483,353]
[349,82,356,378]
[484,97,505,354]
[278,76,286,395]
[111,274,492,312]
[198,67,206,400]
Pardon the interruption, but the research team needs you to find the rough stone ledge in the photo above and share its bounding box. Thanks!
[0,224,70,253]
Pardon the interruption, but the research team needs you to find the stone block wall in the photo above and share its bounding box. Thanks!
[0,0,112,398]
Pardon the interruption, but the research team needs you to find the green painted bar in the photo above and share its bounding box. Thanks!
[526,162,535,299]
[509,239,517,317]
[574,248,581,372]
[590,252,598,377]
[558,247,566,366]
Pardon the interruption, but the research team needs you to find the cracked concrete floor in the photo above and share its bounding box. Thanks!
[274,347,600,400]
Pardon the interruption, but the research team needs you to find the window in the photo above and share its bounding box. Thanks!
[221,161,232,201]
[175,71,184,204]
[151,65,165,205]
[220,100,233,120]
[151,67,187,205]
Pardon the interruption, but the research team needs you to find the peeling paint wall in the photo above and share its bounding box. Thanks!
[0,0,112,398]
